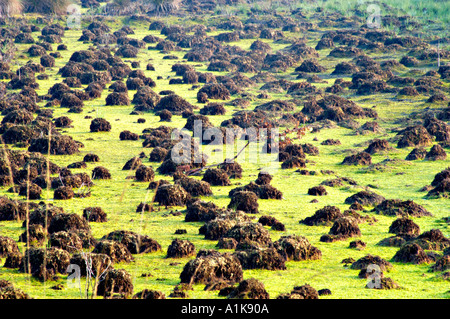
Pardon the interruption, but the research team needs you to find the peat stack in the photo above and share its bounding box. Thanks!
[320,217,361,242]
[101,230,161,254]
[166,239,196,258]
[179,250,243,285]
[226,278,269,299]
[274,235,322,261]
[300,206,343,226]
[228,191,259,214]
[154,184,190,206]
[97,269,134,298]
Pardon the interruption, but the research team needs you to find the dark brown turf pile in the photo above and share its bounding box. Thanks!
[166,239,196,258]
[300,205,343,226]
[227,191,259,214]
[91,240,134,263]
[19,247,71,281]
[82,207,107,222]
[90,118,111,132]
[320,217,361,242]
[274,235,322,261]
[101,230,161,254]
[179,249,243,285]
[344,190,386,207]
[97,269,134,298]
[154,184,190,206]
[373,199,432,217]
[277,284,319,299]
[184,200,228,222]
[226,278,270,299]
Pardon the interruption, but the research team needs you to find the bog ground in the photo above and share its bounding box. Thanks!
[0,0,449,299]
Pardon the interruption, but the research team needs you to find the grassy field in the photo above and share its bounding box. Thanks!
[0,1,449,299]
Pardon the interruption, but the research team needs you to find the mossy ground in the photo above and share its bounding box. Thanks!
[0,6,449,299]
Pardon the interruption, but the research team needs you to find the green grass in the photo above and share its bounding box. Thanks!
[0,5,449,299]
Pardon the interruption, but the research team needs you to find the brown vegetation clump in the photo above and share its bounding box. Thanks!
[18,182,42,200]
[426,167,450,197]
[430,255,450,272]
[413,229,450,251]
[54,116,73,128]
[184,200,225,222]
[277,284,319,299]
[135,165,155,182]
[228,191,259,214]
[84,153,100,162]
[397,125,433,148]
[405,147,427,160]
[97,269,134,298]
[199,211,253,240]
[281,156,306,169]
[199,103,227,116]
[226,278,270,299]
[28,135,80,155]
[389,218,420,236]
[179,250,243,285]
[53,186,74,200]
[105,92,130,106]
[154,94,194,115]
[175,175,212,197]
[350,240,366,250]
[344,191,386,207]
[216,237,238,249]
[122,157,142,170]
[365,139,391,154]
[101,230,161,254]
[342,151,372,166]
[373,199,432,217]
[69,253,112,277]
[274,235,322,261]
[300,206,343,226]
[19,247,70,281]
[350,254,393,272]
[258,215,285,231]
[92,240,133,263]
[0,236,20,258]
[308,185,328,196]
[154,184,189,206]
[166,239,196,258]
[392,243,431,264]
[48,231,83,253]
[425,145,447,161]
[0,281,31,299]
[255,172,272,185]
[92,166,111,180]
[48,213,90,234]
[320,217,361,242]
[228,181,283,199]
[133,289,166,299]
[365,277,400,290]
[233,247,286,270]
[217,161,242,179]
[83,207,107,222]
[119,130,139,141]
[197,83,230,102]
[225,222,272,247]
[202,168,231,186]
[90,118,111,132]
[149,147,168,162]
